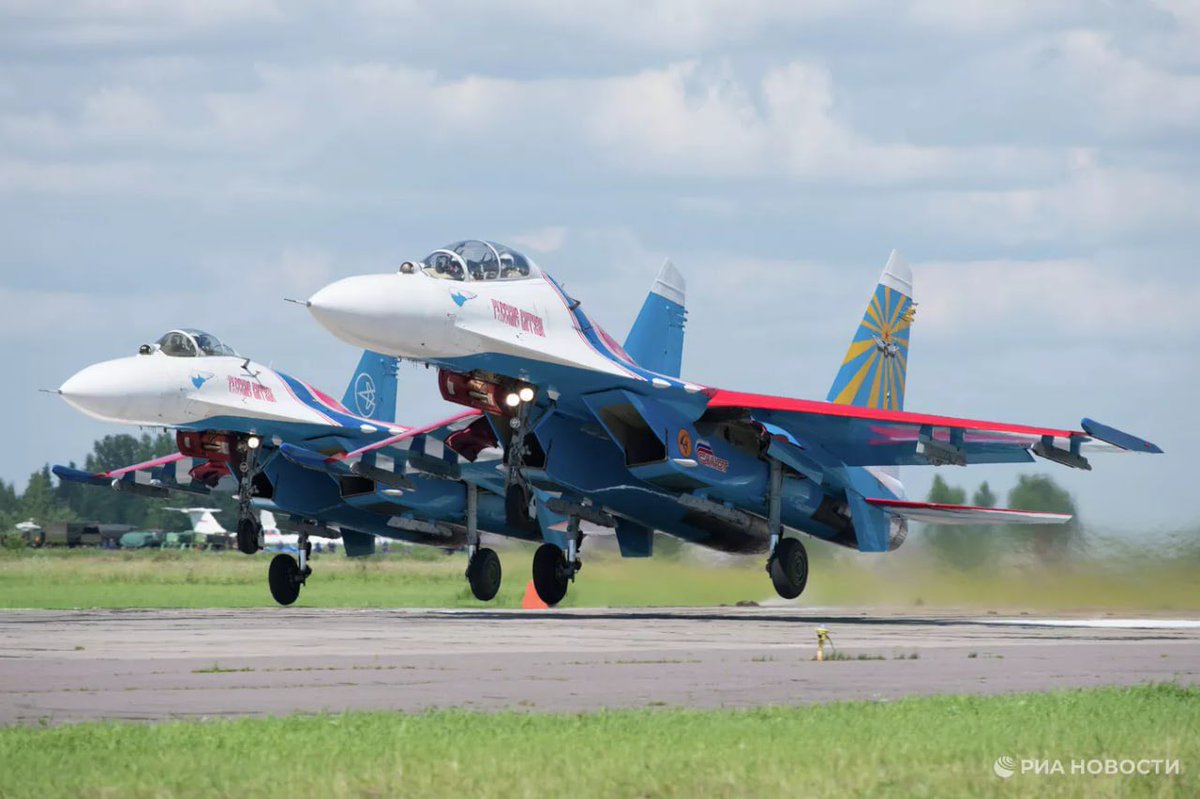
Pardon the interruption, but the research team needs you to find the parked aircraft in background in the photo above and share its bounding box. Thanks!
[163,507,342,552]
[308,239,1163,605]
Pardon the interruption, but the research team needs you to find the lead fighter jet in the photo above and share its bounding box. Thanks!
[307,240,1163,605]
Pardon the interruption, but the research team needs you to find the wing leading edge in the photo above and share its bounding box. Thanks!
[706,389,1161,470]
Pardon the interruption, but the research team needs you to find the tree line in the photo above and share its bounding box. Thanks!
[919,473,1080,568]
[1,432,239,533]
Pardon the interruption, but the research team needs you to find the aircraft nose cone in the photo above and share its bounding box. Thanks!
[58,363,123,420]
[308,274,405,354]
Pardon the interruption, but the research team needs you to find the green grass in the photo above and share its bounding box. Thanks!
[0,545,1196,610]
[0,685,1194,798]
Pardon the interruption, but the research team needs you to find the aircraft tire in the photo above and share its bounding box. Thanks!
[466,547,503,601]
[505,483,536,530]
[268,553,303,606]
[236,517,261,555]
[531,543,569,606]
[769,537,808,600]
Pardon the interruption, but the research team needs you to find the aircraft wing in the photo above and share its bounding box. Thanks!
[278,410,491,487]
[53,453,227,497]
[705,389,1162,470]
[330,410,482,465]
[866,498,1071,525]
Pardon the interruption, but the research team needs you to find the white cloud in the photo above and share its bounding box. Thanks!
[350,0,863,51]
[0,158,166,194]
[915,258,1200,339]
[2,0,283,46]
[1049,29,1200,134]
[0,55,1073,195]
[906,0,1090,33]
[923,155,1200,244]
[509,226,568,253]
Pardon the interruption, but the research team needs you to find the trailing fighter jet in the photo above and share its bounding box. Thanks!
[307,239,1163,605]
[51,328,555,604]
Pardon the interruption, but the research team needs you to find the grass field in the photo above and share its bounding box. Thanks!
[0,544,1196,611]
[0,685,1193,798]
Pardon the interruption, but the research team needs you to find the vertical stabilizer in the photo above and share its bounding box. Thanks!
[623,259,687,378]
[342,351,399,423]
[827,251,914,411]
[167,508,226,535]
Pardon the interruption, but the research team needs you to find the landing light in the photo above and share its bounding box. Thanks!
[504,392,521,408]
[518,387,535,403]
[247,436,261,450]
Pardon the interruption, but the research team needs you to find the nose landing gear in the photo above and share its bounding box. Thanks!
[233,435,264,555]
[235,516,262,555]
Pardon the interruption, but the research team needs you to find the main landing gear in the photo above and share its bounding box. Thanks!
[268,533,312,606]
[764,457,809,600]
[768,537,809,600]
[463,483,502,601]
[531,516,582,606]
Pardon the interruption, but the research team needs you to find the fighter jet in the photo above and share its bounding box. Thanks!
[51,327,556,604]
[307,239,1163,605]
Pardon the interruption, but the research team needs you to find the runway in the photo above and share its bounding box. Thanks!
[1,607,1197,724]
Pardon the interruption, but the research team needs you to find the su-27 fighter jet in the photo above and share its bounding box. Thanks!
[50,328,554,604]
[307,239,1163,606]
[50,267,687,606]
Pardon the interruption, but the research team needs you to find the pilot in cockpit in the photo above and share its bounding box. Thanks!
[151,329,238,358]
[431,253,464,280]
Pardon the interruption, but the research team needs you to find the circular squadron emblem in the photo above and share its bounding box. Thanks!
[677,429,693,458]
[354,372,377,417]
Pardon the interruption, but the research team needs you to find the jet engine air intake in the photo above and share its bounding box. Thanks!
[595,402,666,467]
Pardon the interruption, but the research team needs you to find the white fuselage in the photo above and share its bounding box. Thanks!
[308,270,645,382]
[58,350,353,432]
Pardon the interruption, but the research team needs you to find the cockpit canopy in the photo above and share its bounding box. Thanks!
[420,240,540,282]
[154,329,239,358]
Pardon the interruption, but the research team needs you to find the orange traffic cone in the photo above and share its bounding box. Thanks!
[522,580,549,609]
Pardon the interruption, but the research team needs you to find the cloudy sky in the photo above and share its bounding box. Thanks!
[4,1,1197,531]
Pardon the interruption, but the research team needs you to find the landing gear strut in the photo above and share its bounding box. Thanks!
[268,533,311,606]
[531,516,582,606]
[234,435,263,555]
[463,483,502,601]
[764,458,809,600]
[503,405,538,531]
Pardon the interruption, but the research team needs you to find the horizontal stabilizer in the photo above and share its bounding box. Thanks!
[866,498,1071,525]
[1081,418,1163,453]
[52,465,110,487]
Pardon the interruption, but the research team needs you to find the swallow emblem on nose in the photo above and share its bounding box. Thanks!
[450,289,477,307]
[191,372,214,389]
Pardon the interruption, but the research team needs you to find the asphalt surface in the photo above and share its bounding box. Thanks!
[1,608,1197,724]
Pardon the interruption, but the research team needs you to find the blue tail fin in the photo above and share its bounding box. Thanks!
[623,260,687,377]
[342,351,398,423]
[827,251,914,411]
